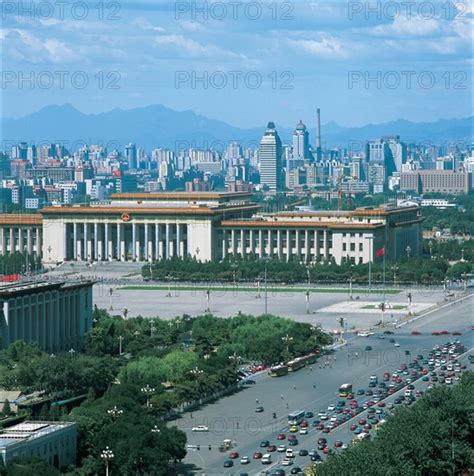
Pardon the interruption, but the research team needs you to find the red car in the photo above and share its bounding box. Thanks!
[349,424,357,431]
[359,418,366,425]
[288,435,296,441]
[322,427,331,433]
[318,437,327,444]
[229,452,239,459]
[441,331,450,335]
[277,433,286,440]
[334,440,343,448]
[377,402,385,407]
[323,446,330,454]
[347,393,354,400]
[411,331,421,335]
[299,420,309,427]
[316,424,324,430]
[383,373,390,381]
[267,445,276,452]
[253,452,262,459]
[431,331,441,336]
[364,424,372,430]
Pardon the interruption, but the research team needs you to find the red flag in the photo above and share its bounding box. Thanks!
[376,247,385,257]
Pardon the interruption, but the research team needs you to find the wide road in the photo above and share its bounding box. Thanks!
[175,294,473,475]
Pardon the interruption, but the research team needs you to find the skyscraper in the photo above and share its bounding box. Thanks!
[125,143,137,170]
[259,122,283,192]
[292,120,310,160]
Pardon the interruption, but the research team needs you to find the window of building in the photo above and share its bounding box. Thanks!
[350,243,356,252]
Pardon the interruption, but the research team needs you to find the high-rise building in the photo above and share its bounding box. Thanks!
[385,136,406,172]
[292,120,310,160]
[125,143,137,170]
[259,122,283,192]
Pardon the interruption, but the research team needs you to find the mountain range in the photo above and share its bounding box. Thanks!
[2,104,472,151]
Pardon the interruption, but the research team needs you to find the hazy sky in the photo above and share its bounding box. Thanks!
[1,1,472,127]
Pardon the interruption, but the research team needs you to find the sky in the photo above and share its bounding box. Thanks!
[1,0,473,128]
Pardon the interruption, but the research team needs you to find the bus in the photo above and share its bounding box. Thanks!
[288,410,305,426]
[352,432,370,445]
[339,383,353,397]
[287,358,306,372]
[270,365,288,377]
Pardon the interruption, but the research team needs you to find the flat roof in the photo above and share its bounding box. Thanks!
[0,421,75,448]
[111,192,253,200]
[0,280,94,298]
[220,220,385,230]
[0,214,43,225]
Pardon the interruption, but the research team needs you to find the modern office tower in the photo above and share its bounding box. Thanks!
[368,164,386,193]
[27,145,37,164]
[226,142,243,160]
[292,120,310,161]
[259,121,283,192]
[351,156,365,181]
[315,108,322,161]
[125,143,138,170]
[385,136,407,172]
[11,142,28,160]
[0,153,11,179]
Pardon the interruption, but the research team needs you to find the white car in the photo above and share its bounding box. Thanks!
[282,458,293,466]
[319,412,328,420]
[240,456,250,464]
[358,332,369,337]
[445,377,452,385]
[277,445,286,452]
[191,425,209,432]
[286,449,294,458]
[327,404,336,411]
[299,428,308,435]
[394,342,400,347]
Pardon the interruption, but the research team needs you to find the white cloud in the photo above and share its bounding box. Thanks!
[287,36,346,57]
[371,13,439,37]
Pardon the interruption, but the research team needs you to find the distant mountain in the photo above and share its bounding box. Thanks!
[1,104,472,151]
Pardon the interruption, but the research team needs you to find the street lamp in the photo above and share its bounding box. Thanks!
[428,240,433,259]
[205,287,211,312]
[118,335,123,356]
[262,257,270,314]
[348,275,354,300]
[68,348,75,357]
[228,353,241,365]
[107,406,123,421]
[166,274,172,297]
[231,261,238,287]
[461,248,465,262]
[109,287,114,310]
[190,366,204,377]
[151,425,161,434]
[141,384,155,408]
[100,447,114,476]
[391,265,399,286]
[406,245,411,259]
[305,290,310,314]
[282,334,293,353]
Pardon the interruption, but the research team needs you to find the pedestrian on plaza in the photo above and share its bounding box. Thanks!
[281,394,284,400]
[309,366,313,371]
[286,402,289,409]
[256,398,259,404]
[293,385,296,390]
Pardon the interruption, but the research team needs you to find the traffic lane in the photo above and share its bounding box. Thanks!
[270,345,473,473]
[182,336,439,474]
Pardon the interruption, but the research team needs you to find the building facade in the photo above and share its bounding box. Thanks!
[0,214,42,256]
[0,421,77,470]
[400,170,472,194]
[0,281,93,352]
[0,193,423,266]
[259,122,283,192]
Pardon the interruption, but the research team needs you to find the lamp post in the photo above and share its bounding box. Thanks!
[118,335,123,356]
[231,261,238,287]
[282,334,293,353]
[461,248,465,262]
[205,288,211,313]
[348,276,354,300]
[391,265,399,286]
[101,447,114,476]
[166,274,172,297]
[406,245,411,259]
[263,257,269,314]
[68,348,75,357]
[109,287,114,311]
[151,425,161,434]
[305,290,310,314]
[107,406,123,421]
[141,384,155,408]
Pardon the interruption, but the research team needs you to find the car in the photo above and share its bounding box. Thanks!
[223,460,234,468]
[299,420,309,427]
[389,338,395,343]
[240,456,250,464]
[289,439,299,446]
[244,379,256,385]
[260,440,270,447]
[323,446,331,455]
[317,437,327,445]
[354,427,362,434]
[334,440,343,448]
[394,343,400,347]
[273,470,286,476]
[312,419,321,427]
[322,427,330,433]
[277,445,286,452]
[350,423,357,430]
[319,412,328,420]
[377,401,386,407]
[365,345,372,351]
[277,433,286,440]
[431,331,441,336]
[327,404,336,411]
[384,330,394,335]
[191,425,209,432]
[305,411,314,418]
[267,445,277,452]
[315,423,324,430]
[299,449,308,456]
[289,426,299,433]
[286,449,294,458]
[357,388,365,395]
[359,418,366,425]
[452,331,462,336]
[290,467,302,474]
[253,451,263,459]
[229,451,239,459]
[299,428,308,435]
[282,458,293,466]
[378,334,385,339]
[288,434,296,441]
[255,406,264,413]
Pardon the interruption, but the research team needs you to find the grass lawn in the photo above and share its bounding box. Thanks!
[121,284,400,294]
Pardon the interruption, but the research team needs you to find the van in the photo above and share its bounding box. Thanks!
[261,454,272,464]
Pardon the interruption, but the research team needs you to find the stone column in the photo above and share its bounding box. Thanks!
[132,223,137,261]
[176,224,181,258]
[277,230,282,260]
[267,230,272,257]
[0,228,6,255]
[323,230,329,261]
[94,223,99,261]
[295,229,301,259]
[305,230,310,263]
[155,224,160,260]
[73,223,78,260]
[18,228,24,253]
[222,230,227,259]
[10,227,15,254]
[240,229,245,257]
[231,229,236,255]
[249,229,255,256]
[27,228,33,254]
[63,224,68,261]
[165,223,170,259]
[286,230,291,262]
[35,228,41,257]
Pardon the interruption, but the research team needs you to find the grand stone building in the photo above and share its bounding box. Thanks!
[0,281,93,352]
[0,192,423,265]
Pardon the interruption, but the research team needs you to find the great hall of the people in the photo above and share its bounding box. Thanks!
[0,192,423,265]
